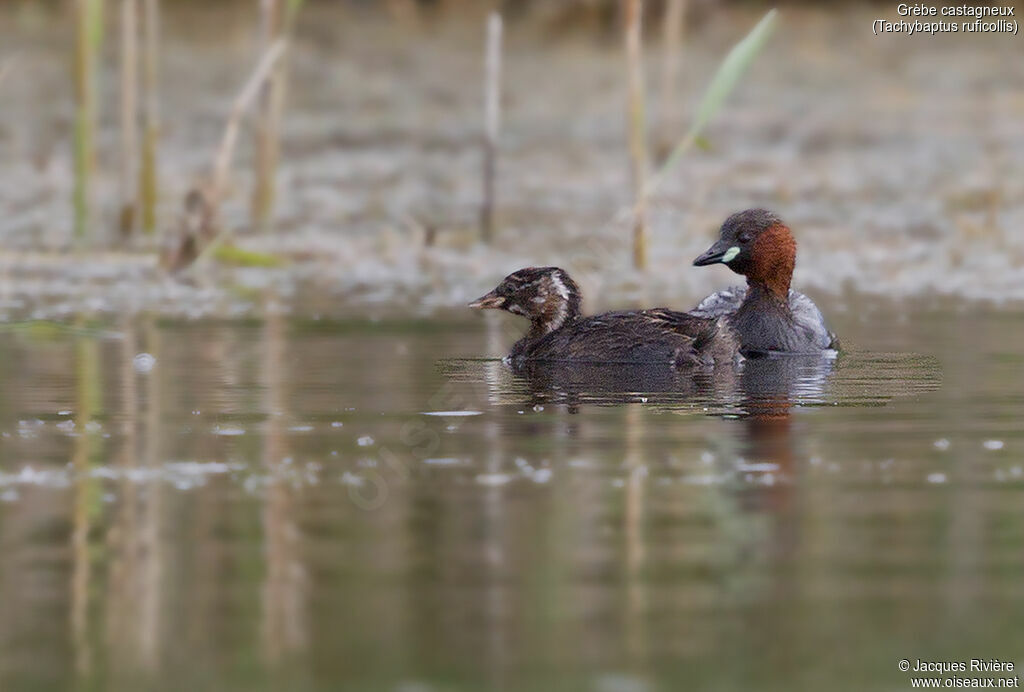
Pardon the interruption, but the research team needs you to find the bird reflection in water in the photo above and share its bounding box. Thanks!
[732,354,836,506]
[501,353,834,416]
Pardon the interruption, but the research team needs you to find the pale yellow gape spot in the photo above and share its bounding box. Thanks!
[722,246,740,263]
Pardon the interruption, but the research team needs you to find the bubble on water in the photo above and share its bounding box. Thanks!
[983,440,1004,451]
[927,472,948,484]
[933,438,951,451]
[424,457,461,466]
[476,473,512,486]
[289,425,314,433]
[213,425,246,436]
[531,468,553,484]
[421,411,482,417]
[133,353,156,374]
[331,421,344,428]
[243,475,268,494]
[85,421,102,433]
[58,410,72,416]
[0,466,71,488]
[700,451,714,464]
[340,471,365,486]
[680,473,724,486]
[532,404,544,412]
[737,461,779,473]
[357,435,374,447]
[56,420,76,432]
[1,489,19,502]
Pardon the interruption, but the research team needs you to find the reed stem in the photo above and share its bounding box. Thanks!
[480,12,502,242]
[252,0,302,233]
[73,0,103,246]
[658,0,685,155]
[214,40,288,199]
[119,0,139,236]
[623,0,647,270]
[140,0,160,235]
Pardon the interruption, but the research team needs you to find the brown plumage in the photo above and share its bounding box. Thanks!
[470,267,737,368]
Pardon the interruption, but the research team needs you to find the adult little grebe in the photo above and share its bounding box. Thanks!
[692,209,838,355]
[469,267,737,367]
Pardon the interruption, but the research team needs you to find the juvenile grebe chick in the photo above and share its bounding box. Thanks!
[470,267,736,367]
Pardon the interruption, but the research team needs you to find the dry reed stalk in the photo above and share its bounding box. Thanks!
[480,12,502,242]
[623,0,647,270]
[214,40,288,201]
[251,0,282,233]
[73,0,103,246]
[250,0,304,233]
[658,0,685,155]
[139,0,159,235]
[161,40,286,273]
[119,0,139,236]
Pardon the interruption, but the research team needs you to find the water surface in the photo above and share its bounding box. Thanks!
[1,304,1022,691]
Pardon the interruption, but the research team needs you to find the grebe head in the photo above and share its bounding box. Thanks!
[469,267,582,335]
[693,209,797,298]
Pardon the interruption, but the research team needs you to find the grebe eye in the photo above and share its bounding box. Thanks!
[738,232,752,243]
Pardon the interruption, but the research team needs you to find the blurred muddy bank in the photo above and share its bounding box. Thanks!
[1,1,1022,320]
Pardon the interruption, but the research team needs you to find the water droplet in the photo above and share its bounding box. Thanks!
[133,353,156,374]
[531,468,553,484]
[213,426,246,436]
[476,473,512,486]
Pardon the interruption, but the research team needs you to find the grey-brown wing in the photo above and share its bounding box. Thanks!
[690,286,746,318]
[523,310,721,365]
